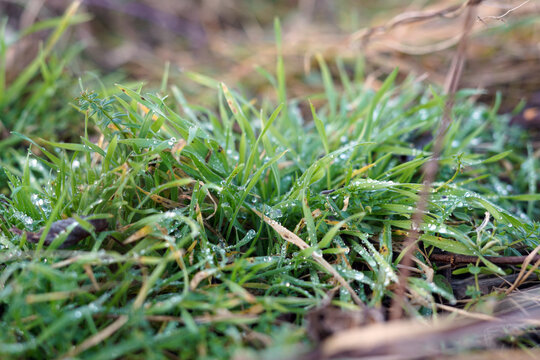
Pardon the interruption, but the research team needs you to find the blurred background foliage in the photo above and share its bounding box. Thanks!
[2,0,539,104]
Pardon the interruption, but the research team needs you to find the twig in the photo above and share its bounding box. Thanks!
[351,0,484,46]
[316,286,540,360]
[478,0,530,23]
[506,243,540,294]
[376,35,462,55]
[389,1,479,321]
[430,252,540,265]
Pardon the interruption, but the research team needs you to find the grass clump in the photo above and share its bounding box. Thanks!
[1,26,539,360]
[0,3,90,147]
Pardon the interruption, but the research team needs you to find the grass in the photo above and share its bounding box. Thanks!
[0,14,539,360]
[0,3,88,151]
[0,2,124,195]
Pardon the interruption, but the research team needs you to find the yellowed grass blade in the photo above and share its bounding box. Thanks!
[251,208,365,308]
[59,315,128,359]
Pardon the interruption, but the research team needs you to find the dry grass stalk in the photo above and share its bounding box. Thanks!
[251,208,366,309]
[389,0,479,320]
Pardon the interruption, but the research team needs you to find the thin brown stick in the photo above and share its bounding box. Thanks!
[389,2,479,321]
[478,0,530,23]
[506,244,540,294]
[318,286,540,359]
[351,0,484,46]
[430,252,540,265]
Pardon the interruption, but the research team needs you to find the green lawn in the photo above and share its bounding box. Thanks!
[1,4,539,360]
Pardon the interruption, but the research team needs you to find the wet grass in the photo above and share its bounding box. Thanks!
[0,15,539,360]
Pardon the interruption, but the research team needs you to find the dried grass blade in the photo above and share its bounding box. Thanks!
[251,208,365,308]
[60,315,128,359]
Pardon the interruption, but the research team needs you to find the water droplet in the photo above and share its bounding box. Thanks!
[262,204,283,219]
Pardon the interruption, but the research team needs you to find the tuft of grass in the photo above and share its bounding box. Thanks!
[0,3,88,149]
[1,24,539,360]
[0,3,127,195]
